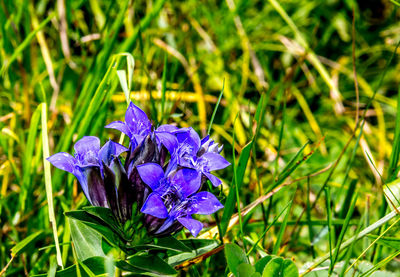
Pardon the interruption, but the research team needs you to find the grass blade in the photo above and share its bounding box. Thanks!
[0,12,55,75]
[272,193,294,255]
[207,80,224,135]
[301,210,399,276]
[41,102,63,268]
[330,191,358,274]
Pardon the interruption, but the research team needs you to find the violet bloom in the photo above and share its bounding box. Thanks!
[47,136,133,221]
[172,127,230,187]
[137,163,223,237]
[105,102,152,148]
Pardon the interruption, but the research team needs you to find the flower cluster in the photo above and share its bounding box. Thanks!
[48,102,229,237]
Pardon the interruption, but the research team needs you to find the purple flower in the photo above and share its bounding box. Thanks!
[47,136,132,221]
[154,124,179,155]
[137,163,223,237]
[48,102,229,239]
[105,102,152,148]
[198,135,224,155]
[171,128,230,187]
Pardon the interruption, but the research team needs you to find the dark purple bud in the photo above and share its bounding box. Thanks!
[114,159,135,223]
[102,162,120,220]
[86,167,108,208]
[125,135,158,176]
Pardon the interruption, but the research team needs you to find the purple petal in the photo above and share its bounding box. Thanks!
[200,152,230,171]
[141,193,168,218]
[156,124,178,132]
[74,168,92,204]
[105,121,131,137]
[154,217,175,235]
[177,155,194,169]
[74,136,100,155]
[165,156,178,176]
[74,136,101,166]
[47,152,76,174]
[187,191,223,215]
[200,135,210,145]
[208,143,221,153]
[204,172,222,187]
[125,102,151,135]
[175,127,201,154]
[133,134,146,147]
[136,163,165,190]
[99,140,128,165]
[172,168,201,199]
[155,131,178,154]
[177,217,203,237]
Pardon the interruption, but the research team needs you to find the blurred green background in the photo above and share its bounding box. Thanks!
[1,0,400,275]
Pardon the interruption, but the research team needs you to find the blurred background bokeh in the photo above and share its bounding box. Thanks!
[1,0,400,275]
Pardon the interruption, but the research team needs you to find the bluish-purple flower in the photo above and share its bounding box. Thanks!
[105,102,152,148]
[137,163,223,237]
[47,136,133,221]
[47,137,126,204]
[171,127,231,187]
[48,102,229,238]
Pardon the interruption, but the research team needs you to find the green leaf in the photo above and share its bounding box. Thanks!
[134,236,192,253]
[118,255,177,276]
[225,243,249,277]
[69,219,105,261]
[237,263,256,277]
[255,256,274,273]
[167,239,219,267]
[82,206,123,236]
[65,210,122,246]
[32,257,109,277]
[115,260,148,275]
[262,257,298,277]
[11,230,43,257]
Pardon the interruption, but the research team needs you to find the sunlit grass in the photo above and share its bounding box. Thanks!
[1,0,400,276]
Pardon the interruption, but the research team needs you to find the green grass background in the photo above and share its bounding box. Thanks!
[1,0,400,275]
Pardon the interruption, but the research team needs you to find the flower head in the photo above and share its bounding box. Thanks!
[48,102,228,238]
[105,102,152,148]
[137,163,223,236]
[169,128,231,187]
[47,137,133,222]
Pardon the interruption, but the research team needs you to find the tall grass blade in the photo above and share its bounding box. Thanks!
[207,81,224,135]
[325,186,334,267]
[247,201,291,256]
[272,194,294,255]
[41,102,63,268]
[0,12,55,75]
[161,53,168,123]
[301,210,399,276]
[330,191,358,274]
[20,105,41,212]
[388,86,400,181]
